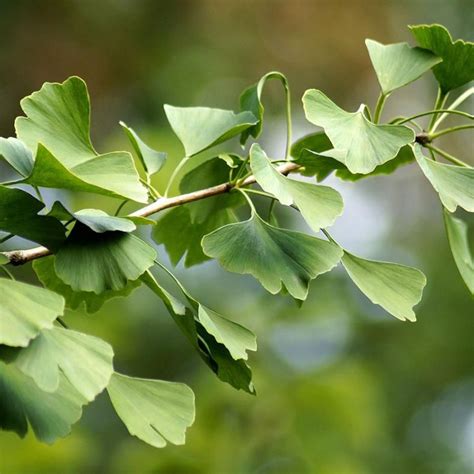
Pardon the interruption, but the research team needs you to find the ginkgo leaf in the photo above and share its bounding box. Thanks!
[33,256,141,313]
[250,143,343,231]
[413,145,474,212]
[0,278,64,347]
[15,77,147,202]
[55,223,156,294]
[342,251,426,321]
[0,185,65,250]
[202,212,343,300]
[164,105,257,157]
[0,137,34,177]
[120,121,167,177]
[0,360,86,444]
[410,24,474,93]
[302,89,414,174]
[365,39,441,94]
[444,210,474,295]
[0,254,8,265]
[142,271,256,393]
[239,71,288,145]
[107,372,195,448]
[11,327,114,401]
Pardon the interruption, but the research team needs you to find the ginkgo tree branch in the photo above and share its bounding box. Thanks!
[2,161,300,266]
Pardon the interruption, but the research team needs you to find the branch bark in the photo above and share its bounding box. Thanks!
[2,162,299,266]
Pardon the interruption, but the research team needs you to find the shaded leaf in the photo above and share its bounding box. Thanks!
[0,185,65,250]
[120,121,167,176]
[202,211,343,300]
[0,360,85,444]
[250,143,343,231]
[366,39,441,94]
[302,89,414,173]
[55,224,156,294]
[414,145,474,212]
[444,210,474,295]
[410,24,474,93]
[0,137,34,177]
[108,372,195,448]
[342,251,426,322]
[164,105,257,156]
[0,278,64,347]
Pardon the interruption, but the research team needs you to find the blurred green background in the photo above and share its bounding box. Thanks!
[0,1,473,473]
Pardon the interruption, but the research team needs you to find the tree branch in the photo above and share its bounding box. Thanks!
[1,162,299,266]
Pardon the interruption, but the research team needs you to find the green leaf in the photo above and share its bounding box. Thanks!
[239,71,288,145]
[15,77,147,202]
[302,89,415,174]
[142,271,256,393]
[107,372,195,448]
[0,137,34,177]
[410,24,474,93]
[55,224,156,294]
[0,278,64,347]
[11,327,114,401]
[0,254,9,265]
[365,39,441,94]
[0,360,86,444]
[164,105,257,157]
[202,212,343,300]
[250,143,343,231]
[342,251,426,322]
[413,145,474,212]
[120,121,167,177]
[33,256,141,313]
[0,185,65,250]
[443,210,474,295]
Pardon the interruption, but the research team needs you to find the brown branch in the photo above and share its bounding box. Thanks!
[2,162,300,266]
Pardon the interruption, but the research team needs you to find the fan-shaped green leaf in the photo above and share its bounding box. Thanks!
[366,39,441,94]
[107,372,195,448]
[410,24,474,93]
[444,210,474,295]
[250,143,343,231]
[33,256,141,313]
[0,278,64,347]
[0,185,65,250]
[342,251,426,321]
[0,137,34,177]
[11,327,113,401]
[202,212,343,300]
[0,360,85,444]
[302,89,414,174]
[120,121,167,177]
[164,105,257,157]
[414,145,474,212]
[55,224,156,294]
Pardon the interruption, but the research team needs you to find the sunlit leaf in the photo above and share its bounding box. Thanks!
[0,360,85,444]
[410,24,474,93]
[33,256,141,313]
[302,89,414,174]
[0,137,34,177]
[444,210,474,295]
[0,185,65,250]
[55,224,156,294]
[366,39,441,94]
[164,105,257,156]
[202,212,343,300]
[11,327,113,401]
[413,145,474,212]
[0,254,8,265]
[120,121,167,177]
[250,143,343,231]
[342,251,426,322]
[108,372,195,448]
[15,77,147,202]
[0,278,64,347]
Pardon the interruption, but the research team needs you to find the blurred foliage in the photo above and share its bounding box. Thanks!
[0,0,473,473]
